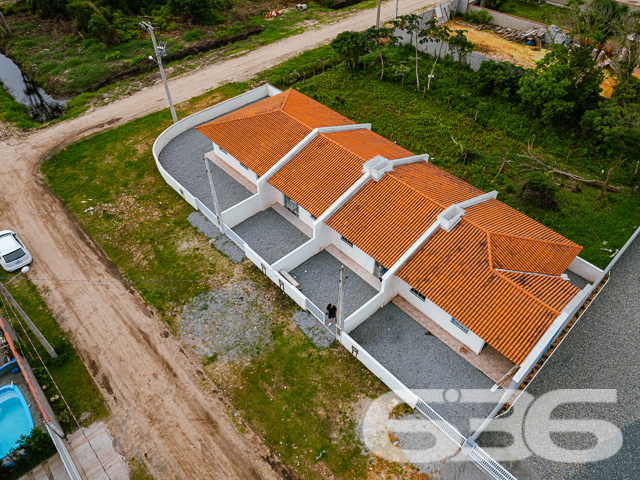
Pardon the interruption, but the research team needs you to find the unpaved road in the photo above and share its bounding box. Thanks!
[0,1,440,478]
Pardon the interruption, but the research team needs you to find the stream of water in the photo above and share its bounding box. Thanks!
[0,53,66,122]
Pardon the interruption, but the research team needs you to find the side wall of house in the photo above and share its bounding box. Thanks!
[327,227,377,276]
[213,144,259,183]
[394,277,486,354]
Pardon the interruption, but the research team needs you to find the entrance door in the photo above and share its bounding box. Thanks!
[373,261,387,280]
[284,195,299,217]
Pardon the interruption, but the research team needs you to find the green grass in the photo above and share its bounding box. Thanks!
[128,458,155,480]
[3,279,109,433]
[225,317,388,478]
[497,0,573,29]
[293,59,639,268]
[0,84,39,129]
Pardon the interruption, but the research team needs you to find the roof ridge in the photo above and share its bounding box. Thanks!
[494,269,562,316]
[488,230,580,248]
[497,268,565,279]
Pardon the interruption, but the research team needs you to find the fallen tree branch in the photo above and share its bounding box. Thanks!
[518,137,622,193]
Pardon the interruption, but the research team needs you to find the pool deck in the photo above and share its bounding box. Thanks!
[1,369,45,458]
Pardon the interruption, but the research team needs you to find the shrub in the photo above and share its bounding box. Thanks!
[475,60,526,98]
[183,28,204,42]
[463,9,492,25]
[104,51,122,61]
[521,171,559,209]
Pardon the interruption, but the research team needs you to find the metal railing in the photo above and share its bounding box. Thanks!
[415,400,466,447]
[468,445,517,480]
[307,300,325,322]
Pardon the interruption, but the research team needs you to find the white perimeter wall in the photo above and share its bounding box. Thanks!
[395,277,486,354]
[213,144,259,183]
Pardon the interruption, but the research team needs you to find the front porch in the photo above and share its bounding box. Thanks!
[232,205,310,264]
[349,300,508,437]
[289,249,379,318]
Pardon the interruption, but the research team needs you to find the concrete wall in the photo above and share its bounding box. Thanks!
[568,256,603,284]
[395,25,497,72]
[344,292,386,333]
[221,193,262,228]
[213,144,259,183]
[468,5,547,30]
[271,237,325,272]
[395,277,486,354]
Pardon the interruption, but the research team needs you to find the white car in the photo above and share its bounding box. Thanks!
[0,231,32,272]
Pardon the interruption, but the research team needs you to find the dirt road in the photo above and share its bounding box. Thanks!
[0,1,440,478]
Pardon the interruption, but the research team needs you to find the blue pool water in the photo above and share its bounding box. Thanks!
[0,385,34,458]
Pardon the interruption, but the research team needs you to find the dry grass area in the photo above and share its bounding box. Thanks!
[446,19,547,68]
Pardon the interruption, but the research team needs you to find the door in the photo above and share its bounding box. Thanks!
[373,261,387,280]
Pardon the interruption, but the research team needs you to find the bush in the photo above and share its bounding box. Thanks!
[475,60,526,98]
[463,9,492,25]
[2,428,56,479]
[521,171,559,209]
[183,28,204,42]
[104,50,122,61]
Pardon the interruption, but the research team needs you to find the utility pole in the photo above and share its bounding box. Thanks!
[336,266,345,340]
[139,21,178,123]
[376,0,382,29]
[204,156,222,225]
[395,0,399,20]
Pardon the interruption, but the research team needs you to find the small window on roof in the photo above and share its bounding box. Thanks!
[340,236,353,247]
[410,288,426,301]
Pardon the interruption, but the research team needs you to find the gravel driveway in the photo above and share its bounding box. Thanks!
[232,208,310,264]
[158,127,253,212]
[289,249,378,317]
[350,303,498,437]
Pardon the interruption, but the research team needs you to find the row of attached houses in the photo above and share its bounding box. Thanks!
[190,87,596,368]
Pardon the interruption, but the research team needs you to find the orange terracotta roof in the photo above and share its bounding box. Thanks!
[327,175,443,268]
[268,128,412,218]
[397,220,581,364]
[326,162,483,267]
[196,89,354,177]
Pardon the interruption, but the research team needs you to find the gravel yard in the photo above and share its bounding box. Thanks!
[289,249,378,318]
[232,208,310,264]
[188,211,245,263]
[158,127,253,212]
[179,280,273,360]
[350,303,499,437]
[292,311,336,348]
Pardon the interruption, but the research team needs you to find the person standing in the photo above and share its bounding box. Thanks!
[326,303,337,326]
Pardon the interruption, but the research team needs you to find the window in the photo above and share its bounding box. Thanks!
[451,317,469,334]
[410,288,426,301]
[219,146,229,155]
[310,214,317,221]
[283,195,299,217]
[3,249,25,263]
[239,162,249,170]
[340,236,353,247]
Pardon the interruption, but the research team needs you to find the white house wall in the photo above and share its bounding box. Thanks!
[212,144,259,183]
[395,277,486,354]
[328,227,377,276]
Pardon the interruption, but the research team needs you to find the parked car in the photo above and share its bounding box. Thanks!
[0,231,32,272]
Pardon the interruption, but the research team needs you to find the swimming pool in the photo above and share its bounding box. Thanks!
[0,384,34,458]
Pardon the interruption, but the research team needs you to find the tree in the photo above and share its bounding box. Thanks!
[330,31,367,69]
[610,11,640,105]
[360,26,397,79]
[393,14,429,89]
[424,21,451,90]
[518,44,604,125]
[448,29,474,84]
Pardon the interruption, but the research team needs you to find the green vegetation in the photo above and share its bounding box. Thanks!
[128,458,155,480]
[3,279,109,432]
[0,428,56,480]
[497,0,573,29]
[224,313,388,478]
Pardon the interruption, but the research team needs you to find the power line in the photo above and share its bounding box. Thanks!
[0,288,113,480]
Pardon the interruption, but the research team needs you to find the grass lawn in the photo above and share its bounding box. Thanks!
[497,0,573,29]
[2,279,108,433]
